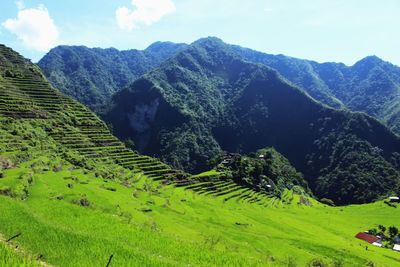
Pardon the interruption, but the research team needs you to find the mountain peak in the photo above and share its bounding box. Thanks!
[145,41,187,53]
[192,36,225,46]
[354,55,384,67]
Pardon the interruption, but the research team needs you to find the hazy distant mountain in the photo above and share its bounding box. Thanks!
[104,37,400,204]
[38,42,187,112]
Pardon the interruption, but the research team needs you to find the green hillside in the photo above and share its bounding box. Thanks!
[104,37,400,204]
[37,42,187,112]
[2,161,400,266]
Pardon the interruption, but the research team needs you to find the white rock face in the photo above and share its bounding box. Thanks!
[127,98,160,133]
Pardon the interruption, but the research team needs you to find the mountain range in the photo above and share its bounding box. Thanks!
[39,37,400,135]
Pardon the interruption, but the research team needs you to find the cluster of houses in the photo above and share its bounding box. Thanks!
[220,152,268,167]
[355,196,400,252]
[355,232,400,252]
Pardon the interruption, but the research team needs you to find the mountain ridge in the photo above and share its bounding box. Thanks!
[37,42,188,112]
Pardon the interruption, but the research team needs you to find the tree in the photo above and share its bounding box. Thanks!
[388,226,399,239]
[124,138,135,150]
[378,225,387,237]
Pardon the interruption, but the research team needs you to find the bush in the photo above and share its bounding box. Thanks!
[0,186,12,196]
[320,198,335,206]
[384,200,397,208]
[73,197,91,207]
[308,258,328,267]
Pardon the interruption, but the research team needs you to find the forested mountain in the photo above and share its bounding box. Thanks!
[37,42,187,112]
[104,37,400,204]
[232,45,400,134]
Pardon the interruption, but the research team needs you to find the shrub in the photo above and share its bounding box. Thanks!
[73,197,91,207]
[320,198,335,206]
[308,258,328,267]
[0,186,12,196]
[384,200,397,208]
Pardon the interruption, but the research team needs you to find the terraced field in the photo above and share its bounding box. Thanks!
[0,44,174,181]
[0,44,276,205]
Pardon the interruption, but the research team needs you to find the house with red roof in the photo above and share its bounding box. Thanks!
[355,232,381,246]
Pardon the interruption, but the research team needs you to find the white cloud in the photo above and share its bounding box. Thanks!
[2,4,59,51]
[116,0,176,31]
[16,0,24,10]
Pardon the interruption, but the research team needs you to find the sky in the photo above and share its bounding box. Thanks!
[0,0,399,66]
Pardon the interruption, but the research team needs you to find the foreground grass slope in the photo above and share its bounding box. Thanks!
[1,161,400,266]
[0,241,41,266]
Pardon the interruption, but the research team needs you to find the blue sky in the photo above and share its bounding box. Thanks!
[1,0,399,66]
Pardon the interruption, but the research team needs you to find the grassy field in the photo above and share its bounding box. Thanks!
[0,240,41,266]
[0,161,399,267]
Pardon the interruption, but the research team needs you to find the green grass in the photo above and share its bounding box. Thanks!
[192,169,221,177]
[0,162,399,266]
[0,240,40,266]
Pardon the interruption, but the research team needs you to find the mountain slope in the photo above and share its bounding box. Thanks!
[37,42,187,112]
[104,38,400,204]
[232,45,400,134]
[0,43,180,187]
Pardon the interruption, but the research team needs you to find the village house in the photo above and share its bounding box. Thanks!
[389,196,400,203]
[355,232,382,247]
[220,152,240,166]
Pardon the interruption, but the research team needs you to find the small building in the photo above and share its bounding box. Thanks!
[258,154,265,159]
[393,244,400,252]
[221,159,231,165]
[355,232,381,244]
[220,152,240,166]
[372,242,382,247]
[389,196,400,203]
